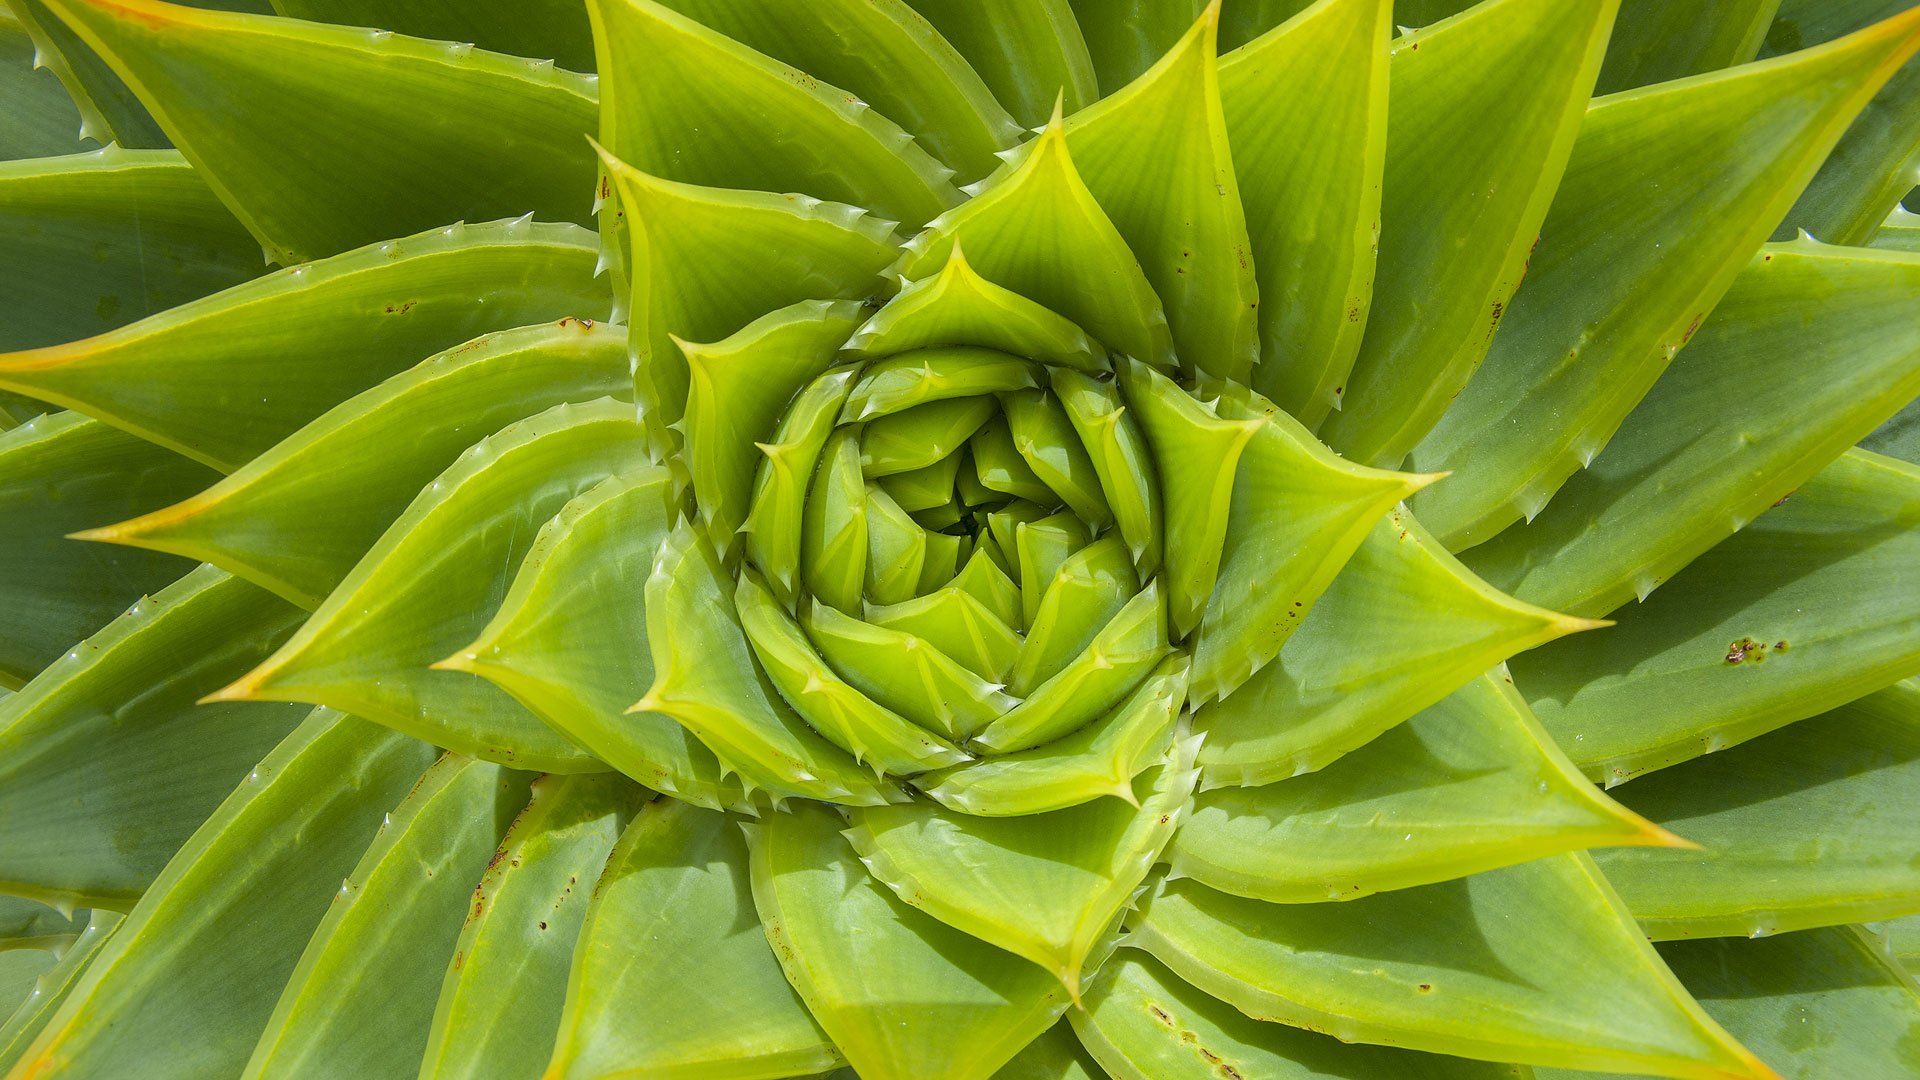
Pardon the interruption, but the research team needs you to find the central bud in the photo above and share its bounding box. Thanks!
[735,345,1174,772]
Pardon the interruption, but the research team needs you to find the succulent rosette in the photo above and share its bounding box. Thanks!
[2,0,1920,1078]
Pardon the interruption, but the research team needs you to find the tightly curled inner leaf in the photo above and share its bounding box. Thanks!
[3,0,1920,1078]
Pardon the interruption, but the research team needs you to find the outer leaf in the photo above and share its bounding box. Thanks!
[0,566,305,910]
[1539,927,1920,1080]
[990,1021,1101,1080]
[1074,951,1528,1080]
[0,9,87,159]
[1463,242,1920,618]
[1873,203,1920,253]
[895,114,1175,372]
[1513,449,1920,784]
[1318,0,1616,467]
[637,523,907,807]
[544,799,840,1080]
[1066,0,1206,95]
[216,399,644,773]
[1133,854,1772,1079]
[0,219,611,472]
[0,912,120,1076]
[419,774,638,1080]
[1593,0,1779,94]
[0,412,212,686]
[242,755,531,1080]
[899,0,1098,128]
[1187,389,1429,705]
[0,897,76,952]
[0,147,257,351]
[39,0,600,263]
[6,0,166,148]
[598,148,899,447]
[82,318,629,608]
[1593,681,1920,940]
[748,801,1070,1080]
[1196,505,1596,786]
[644,0,1021,182]
[848,740,1200,998]
[446,472,749,810]
[1171,672,1675,903]
[587,0,957,230]
[1221,0,1390,427]
[1065,3,1260,385]
[1411,10,1920,548]
[1764,0,1920,247]
[271,0,598,72]
[11,711,437,1080]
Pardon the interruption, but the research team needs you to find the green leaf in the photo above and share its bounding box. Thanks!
[1411,10,1920,548]
[990,1021,1101,1080]
[898,0,1097,128]
[1074,951,1528,1080]
[914,656,1187,817]
[1593,680,1920,940]
[0,11,91,160]
[271,0,598,72]
[1873,203,1920,253]
[1593,0,1779,94]
[11,710,437,1080]
[1318,0,1615,467]
[0,412,212,687]
[1064,4,1259,385]
[0,565,306,910]
[217,399,644,773]
[643,0,1021,182]
[1118,360,1259,638]
[1513,449,1920,785]
[0,951,56,1027]
[39,0,600,263]
[737,570,973,775]
[1010,535,1138,695]
[0,219,611,472]
[0,911,120,1077]
[6,0,166,148]
[849,738,1199,998]
[1763,1,1920,247]
[1221,0,1390,428]
[597,148,898,447]
[0,147,258,352]
[1196,505,1594,787]
[1065,0,1206,95]
[974,581,1171,754]
[849,244,1106,372]
[1132,854,1772,1079]
[684,301,866,553]
[803,596,1018,741]
[545,799,841,1080]
[746,366,860,605]
[587,0,957,230]
[1051,368,1164,578]
[748,801,1070,1080]
[1187,388,1427,705]
[1171,671,1676,903]
[639,523,908,807]
[1463,242,1920,618]
[447,472,750,811]
[1539,926,1920,1080]
[419,774,638,1080]
[82,318,629,608]
[895,114,1175,371]
[242,754,531,1080]
[0,896,77,952]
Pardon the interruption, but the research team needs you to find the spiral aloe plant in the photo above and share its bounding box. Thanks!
[2,0,1920,1077]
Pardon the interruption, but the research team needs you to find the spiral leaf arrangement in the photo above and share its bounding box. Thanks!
[1,0,1919,1078]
